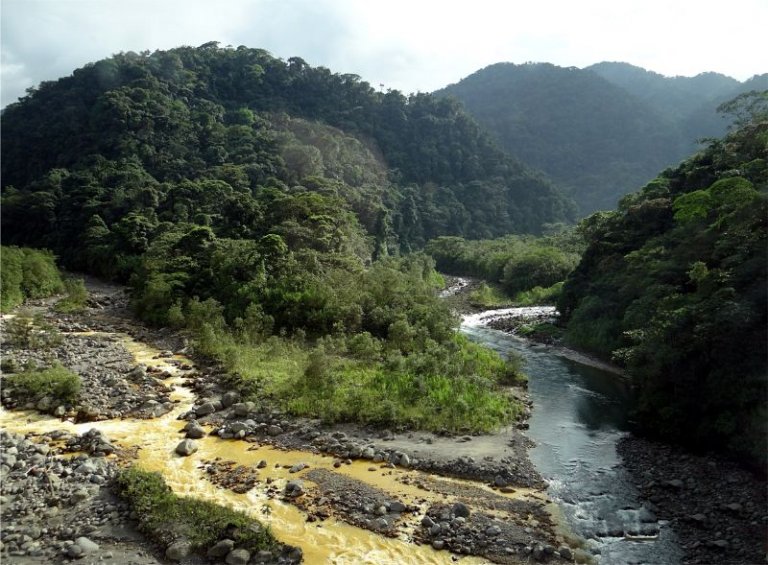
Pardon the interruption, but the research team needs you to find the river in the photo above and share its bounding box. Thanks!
[462,307,683,564]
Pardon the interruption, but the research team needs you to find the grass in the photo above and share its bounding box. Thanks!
[512,281,564,306]
[115,467,278,554]
[5,362,81,404]
[467,282,513,309]
[192,325,524,433]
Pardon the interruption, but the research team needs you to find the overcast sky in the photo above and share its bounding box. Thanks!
[2,0,767,107]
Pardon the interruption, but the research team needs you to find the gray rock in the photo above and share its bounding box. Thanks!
[267,425,283,436]
[285,480,304,498]
[289,463,308,473]
[362,447,375,459]
[559,546,573,560]
[486,525,502,536]
[74,537,99,554]
[185,421,206,439]
[195,402,216,417]
[711,539,729,549]
[389,501,407,513]
[166,540,192,561]
[175,439,198,456]
[208,539,235,558]
[421,515,435,528]
[432,540,445,550]
[398,453,410,467]
[225,548,250,565]
[452,502,470,518]
[221,391,240,408]
[666,479,684,489]
[232,402,255,417]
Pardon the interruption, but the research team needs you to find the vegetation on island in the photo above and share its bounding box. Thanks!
[1,44,543,433]
[559,93,768,467]
[115,467,281,556]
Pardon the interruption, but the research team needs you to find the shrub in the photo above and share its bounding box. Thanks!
[5,362,81,403]
[54,278,88,313]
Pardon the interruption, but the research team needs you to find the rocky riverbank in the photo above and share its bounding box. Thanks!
[617,436,767,564]
[0,429,160,564]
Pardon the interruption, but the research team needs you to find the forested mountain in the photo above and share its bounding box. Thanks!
[558,93,768,467]
[1,43,574,263]
[438,62,764,214]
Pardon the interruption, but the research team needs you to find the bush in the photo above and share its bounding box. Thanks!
[5,362,81,403]
[1,247,64,312]
[54,278,88,313]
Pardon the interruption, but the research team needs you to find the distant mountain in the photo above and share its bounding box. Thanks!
[588,62,768,145]
[438,62,764,215]
[436,62,684,214]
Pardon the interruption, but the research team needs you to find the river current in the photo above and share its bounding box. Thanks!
[462,307,683,564]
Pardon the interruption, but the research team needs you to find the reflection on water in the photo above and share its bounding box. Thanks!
[462,313,683,564]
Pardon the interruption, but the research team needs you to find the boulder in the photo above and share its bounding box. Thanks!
[208,539,235,558]
[175,439,198,456]
[74,537,99,555]
[166,540,192,561]
[221,391,240,408]
[452,501,470,518]
[195,402,216,417]
[226,548,251,565]
[185,421,206,439]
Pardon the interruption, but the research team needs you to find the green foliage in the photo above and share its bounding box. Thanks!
[4,314,63,350]
[426,231,582,300]
[5,362,81,404]
[1,246,64,311]
[54,278,88,313]
[513,282,564,306]
[559,115,768,466]
[468,282,512,309]
[115,467,277,553]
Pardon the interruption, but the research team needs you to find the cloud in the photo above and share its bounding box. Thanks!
[1,0,766,107]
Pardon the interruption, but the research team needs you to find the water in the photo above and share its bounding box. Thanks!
[462,308,683,564]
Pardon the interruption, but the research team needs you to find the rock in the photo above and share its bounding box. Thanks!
[175,439,198,456]
[267,425,283,436]
[485,525,502,536]
[389,501,407,513]
[421,516,435,528]
[711,539,729,549]
[559,546,573,560]
[221,391,240,408]
[398,453,410,467]
[74,537,99,555]
[256,459,268,469]
[185,421,206,439]
[289,463,308,473]
[225,548,251,564]
[432,540,445,550]
[285,480,304,498]
[452,502,470,518]
[690,513,707,523]
[166,540,192,561]
[232,402,255,416]
[362,447,375,459]
[666,479,684,489]
[195,402,216,417]
[207,539,235,558]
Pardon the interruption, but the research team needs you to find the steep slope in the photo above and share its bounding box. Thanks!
[436,62,684,214]
[558,93,768,467]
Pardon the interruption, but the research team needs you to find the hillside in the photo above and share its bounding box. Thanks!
[558,92,768,467]
[438,62,763,214]
[1,43,574,261]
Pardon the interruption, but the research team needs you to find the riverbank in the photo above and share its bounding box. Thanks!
[617,436,767,564]
[0,279,576,563]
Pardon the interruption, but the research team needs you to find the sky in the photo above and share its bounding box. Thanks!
[2,0,767,107]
